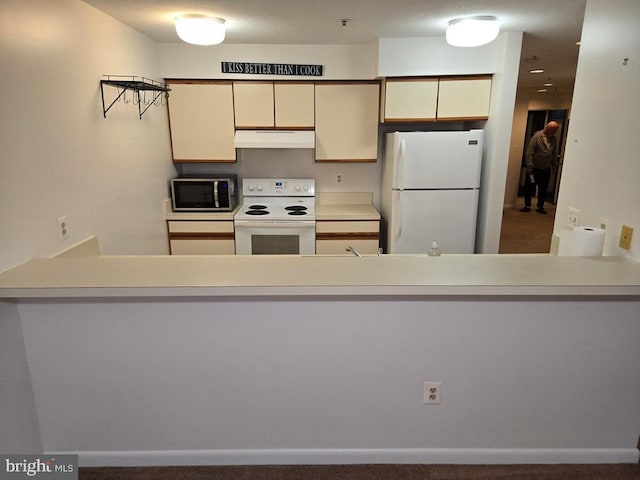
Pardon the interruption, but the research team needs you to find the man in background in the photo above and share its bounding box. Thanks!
[521,121,559,214]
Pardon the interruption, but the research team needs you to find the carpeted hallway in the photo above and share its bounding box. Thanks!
[499,197,556,254]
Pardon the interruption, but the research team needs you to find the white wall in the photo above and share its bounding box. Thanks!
[553,0,640,259]
[504,91,530,207]
[0,0,176,273]
[376,36,500,76]
[18,297,640,464]
[475,32,523,253]
[159,43,378,80]
[0,300,42,452]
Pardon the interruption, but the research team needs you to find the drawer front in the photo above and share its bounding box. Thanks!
[316,239,379,255]
[167,220,234,234]
[316,221,379,234]
[170,239,235,255]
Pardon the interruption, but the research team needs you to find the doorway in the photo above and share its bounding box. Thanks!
[499,109,567,254]
[517,109,568,204]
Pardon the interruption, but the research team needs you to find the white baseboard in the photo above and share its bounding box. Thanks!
[68,448,640,467]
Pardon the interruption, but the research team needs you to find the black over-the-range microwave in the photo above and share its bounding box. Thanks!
[170,175,237,212]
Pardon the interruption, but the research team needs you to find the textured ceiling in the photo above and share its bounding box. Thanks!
[81,0,586,93]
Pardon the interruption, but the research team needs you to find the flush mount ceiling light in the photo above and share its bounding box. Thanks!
[175,14,225,45]
[446,16,499,47]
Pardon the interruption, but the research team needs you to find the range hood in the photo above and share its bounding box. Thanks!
[234,130,315,149]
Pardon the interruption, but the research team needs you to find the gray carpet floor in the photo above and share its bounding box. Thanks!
[79,463,640,480]
[499,197,556,254]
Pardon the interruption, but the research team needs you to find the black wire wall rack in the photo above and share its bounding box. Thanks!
[100,75,170,119]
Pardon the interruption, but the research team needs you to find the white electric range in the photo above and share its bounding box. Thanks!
[234,178,316,255]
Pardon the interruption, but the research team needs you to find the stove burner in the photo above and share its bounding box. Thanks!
[285,205,308,211]
[248,205,268,210]
[287,210,307,216]
[245,209,269,215]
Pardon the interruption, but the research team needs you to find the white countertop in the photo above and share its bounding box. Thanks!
[1,254,639,298]
[316,203,380,221]
[316,192,380,220]
[163,199,240,220]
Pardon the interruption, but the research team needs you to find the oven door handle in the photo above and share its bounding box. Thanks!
[213,181,220,208]
[234,220,315,228]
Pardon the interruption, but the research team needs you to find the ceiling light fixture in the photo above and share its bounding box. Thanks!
[529,68,545,74]
[446,16,500,47]
[175,14,225,45]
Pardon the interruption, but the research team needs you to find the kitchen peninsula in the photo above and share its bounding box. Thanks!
[1,249,640,298]
[2,245,639,466]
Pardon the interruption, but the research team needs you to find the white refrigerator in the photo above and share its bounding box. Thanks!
[381,130,483,254]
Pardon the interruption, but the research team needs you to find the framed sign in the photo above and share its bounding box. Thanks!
[221,62,323,76]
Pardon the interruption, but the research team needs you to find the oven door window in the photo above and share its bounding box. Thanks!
[251,235,300,255]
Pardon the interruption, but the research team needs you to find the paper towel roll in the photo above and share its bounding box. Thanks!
[561,226,605,256]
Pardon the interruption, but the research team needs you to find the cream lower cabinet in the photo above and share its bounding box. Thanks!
[167,220,235,255]
[316,221,380,254]
[315,82,380,162]
[166,81,236,162]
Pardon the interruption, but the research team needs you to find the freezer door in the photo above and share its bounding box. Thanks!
[393,131,483,190]
[387,189,479,254]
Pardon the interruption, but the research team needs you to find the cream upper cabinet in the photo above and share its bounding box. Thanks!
[274,83,315,128]
[437,76,492,120]
[166,81,236,162]
[233,82,274,128]
[315,82,380,162]
[233,82,315,129]
[382,78,438,122]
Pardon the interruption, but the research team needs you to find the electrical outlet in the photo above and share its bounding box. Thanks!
[423,381,442,405]
[56,216,69,240]
[619,225,633,250]
[568,207,580,229]
[599,217,610,230]
[336,172,343,183]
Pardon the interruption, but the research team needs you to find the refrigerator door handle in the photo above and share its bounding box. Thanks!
[394,189,403,239]
[396,139,406,189]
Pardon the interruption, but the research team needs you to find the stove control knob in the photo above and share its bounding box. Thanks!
[303,185,310,192]
[295,185,301,191]
[248,184,255,192]
[257,185,263,192]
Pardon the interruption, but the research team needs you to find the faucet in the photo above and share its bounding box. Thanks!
[345,245,362,257]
